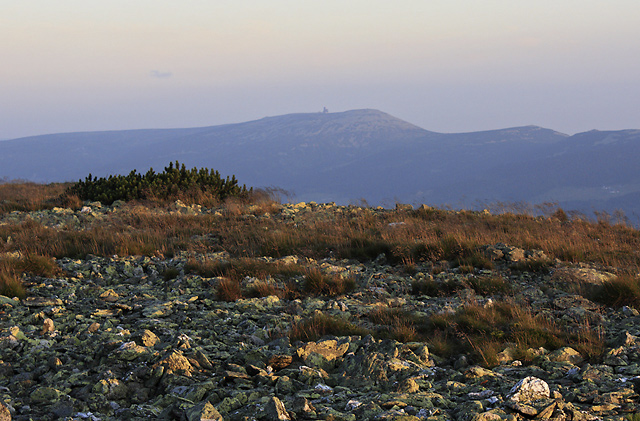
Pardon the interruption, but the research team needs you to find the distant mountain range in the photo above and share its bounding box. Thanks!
[1,109,639,219]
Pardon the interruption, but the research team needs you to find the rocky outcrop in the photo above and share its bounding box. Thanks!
[1,202,639,420]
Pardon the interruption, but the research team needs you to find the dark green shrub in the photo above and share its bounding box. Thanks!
[68,161,250,205]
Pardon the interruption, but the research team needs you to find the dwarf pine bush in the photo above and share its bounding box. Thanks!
[68,161,251,205]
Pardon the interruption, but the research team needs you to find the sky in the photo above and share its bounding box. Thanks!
[2,0,639,139]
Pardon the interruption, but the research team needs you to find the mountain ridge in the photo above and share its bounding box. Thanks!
[1,109,638,218]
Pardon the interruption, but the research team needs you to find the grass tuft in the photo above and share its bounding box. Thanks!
[593,274,640,309]
[303,268,356,296]
[0,261,26,299]
[216,278,242,302]
[289,313,369,342]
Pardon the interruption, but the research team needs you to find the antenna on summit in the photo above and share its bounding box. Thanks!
[322,107,328,113]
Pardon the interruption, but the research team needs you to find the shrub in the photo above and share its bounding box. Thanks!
[67,161,251,205]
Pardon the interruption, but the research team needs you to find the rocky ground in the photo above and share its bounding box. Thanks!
[1,202,640,420]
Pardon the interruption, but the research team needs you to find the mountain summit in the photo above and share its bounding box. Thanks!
[0,109,638,217]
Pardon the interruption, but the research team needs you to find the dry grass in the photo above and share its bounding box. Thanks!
[303,268,356,297]
[366,307,419,343]
[289,313,369,343]
[3,197,639,275]
[0,261,25,299]
[411,274,510,297]
[216,278,242,302]
[0,180,80,213]
[424,300,605,367]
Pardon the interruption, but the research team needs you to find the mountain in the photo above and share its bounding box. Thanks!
[0,109,638,219]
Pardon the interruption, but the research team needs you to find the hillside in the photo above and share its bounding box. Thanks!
[1,191,640,419]
[0,109,638,218]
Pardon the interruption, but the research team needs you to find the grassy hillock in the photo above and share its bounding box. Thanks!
[2,170,640,419]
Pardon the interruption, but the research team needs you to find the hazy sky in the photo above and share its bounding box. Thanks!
[2,1,639,139]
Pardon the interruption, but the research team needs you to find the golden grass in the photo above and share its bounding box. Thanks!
[0,180,80,213]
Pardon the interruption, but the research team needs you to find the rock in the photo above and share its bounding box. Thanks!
[548,347,583,365]
[398,378,420,393]
[505,400,538,416]
[0,402,10,421]
[268,354,293,370]
[29,386,60,403]
[23,297,63,307]
[292,396,315,415]
[138,329,160,347]
[154,351,194,376]
[264,396,290,420]
[87,322,101,333]
[115,341,149,361]
[185,401,224,421]
[495,347,517,364]
[296,339,349,370]
[41,318,54,335]
[507,377,550,403]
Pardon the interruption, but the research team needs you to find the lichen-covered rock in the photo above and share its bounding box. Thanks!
[185,401,224,421]
[264,396,291,420]
[154,350,194,376]
[548,347,583,365]
[0,402,10,421]
[507,377,550,403]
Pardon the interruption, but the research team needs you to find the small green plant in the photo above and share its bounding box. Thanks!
[289,313,369,342]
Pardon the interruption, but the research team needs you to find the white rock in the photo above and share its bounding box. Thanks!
[508,376,550,402]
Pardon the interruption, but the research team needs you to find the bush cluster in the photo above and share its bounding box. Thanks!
[67,161,250,205]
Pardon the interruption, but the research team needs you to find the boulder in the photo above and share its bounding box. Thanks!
[507,377,550,403]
